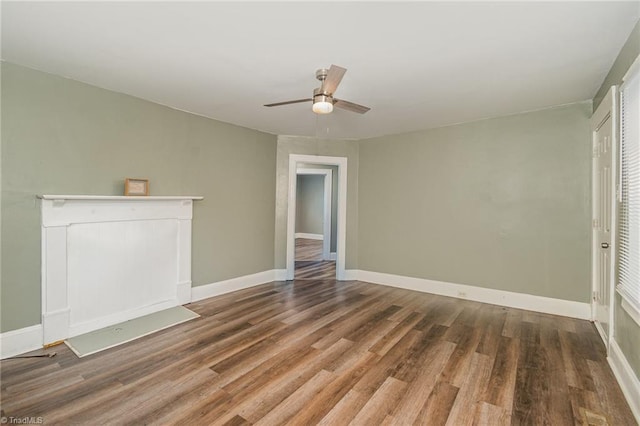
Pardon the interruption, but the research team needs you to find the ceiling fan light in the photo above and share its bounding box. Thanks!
[312,93,333,114]
[312,101,333,114]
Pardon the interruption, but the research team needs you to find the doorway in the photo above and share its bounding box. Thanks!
[286,154,347,281]
[294,168,335,279]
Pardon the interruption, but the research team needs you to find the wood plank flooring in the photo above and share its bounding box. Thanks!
[295,238,335,280]
[295,238,324,262]
[1,279,636,425]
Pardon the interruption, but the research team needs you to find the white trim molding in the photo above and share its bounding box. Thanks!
[0,324,43,359]
[287,155,347,280]
[38,195,203,201]
[608,340,640,423]
[191,270,282,302]
[295,233,323,240]
[343,269,360,281]
[274,269,287,281]
[347,270,591,319]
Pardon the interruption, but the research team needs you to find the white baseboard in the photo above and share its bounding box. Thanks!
[42,307,71,344]
[191,269,281,302]
[347,270,591,320]
[608,340,640,423]
[329,252,337,261]
[295,233,323,240]
[2,269,279,357]
[274,269,288,281]
[1,324,43,359]
[177,280,192,304]
[343,269,360,281]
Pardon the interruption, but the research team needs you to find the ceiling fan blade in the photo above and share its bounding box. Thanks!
[264,98,312,107]
[323,65,347,95]
[333,98,371,114]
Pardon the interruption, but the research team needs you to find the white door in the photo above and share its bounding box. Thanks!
[591,87,617,347]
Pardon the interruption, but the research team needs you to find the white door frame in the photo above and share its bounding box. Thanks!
[591,85,618,350]
[287,154,347,280]
[295,168,332,261]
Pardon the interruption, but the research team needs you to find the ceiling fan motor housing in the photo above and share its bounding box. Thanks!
[314,69,333,104]
[313,87,334,104]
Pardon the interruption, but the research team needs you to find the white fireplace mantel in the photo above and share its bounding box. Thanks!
[39,195,203,344]
[39,195,204,200]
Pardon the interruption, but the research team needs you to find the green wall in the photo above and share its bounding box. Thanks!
[298,163,339,253]
[1,62,277,333]
[295,174,324,235]
[593,20,640,111]
[594,19,640,380]
[275,135,358,269]
[358,102,592,302]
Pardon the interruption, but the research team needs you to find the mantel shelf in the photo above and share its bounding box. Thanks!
[38,195,204,201]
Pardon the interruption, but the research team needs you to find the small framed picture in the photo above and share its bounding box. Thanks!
[124,178,149,196]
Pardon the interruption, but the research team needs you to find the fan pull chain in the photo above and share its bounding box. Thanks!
[315,114,320,156]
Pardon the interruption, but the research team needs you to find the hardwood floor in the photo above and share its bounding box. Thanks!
[295,238,324,262]
[1,279,636,425]
[295,238,335,280]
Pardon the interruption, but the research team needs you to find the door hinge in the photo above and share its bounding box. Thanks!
[592,219,599,228]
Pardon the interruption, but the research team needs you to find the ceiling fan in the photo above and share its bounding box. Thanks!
[264,65,370,115]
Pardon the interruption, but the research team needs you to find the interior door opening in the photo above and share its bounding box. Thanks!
[286,154,347,281]
[294,168,336,279]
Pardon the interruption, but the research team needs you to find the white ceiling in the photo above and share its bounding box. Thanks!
[2,2,639,139]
